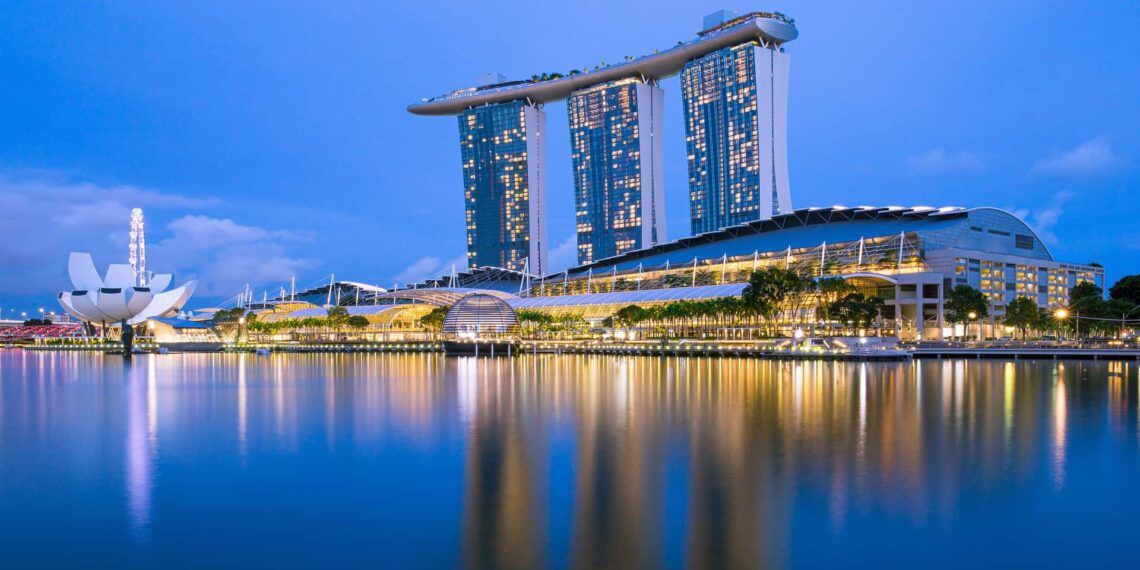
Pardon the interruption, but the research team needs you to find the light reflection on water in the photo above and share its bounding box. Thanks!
[0,350,1138,568]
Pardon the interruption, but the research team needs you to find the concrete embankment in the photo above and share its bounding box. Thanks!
[912,347,1140,361]
[13,342,1140,361]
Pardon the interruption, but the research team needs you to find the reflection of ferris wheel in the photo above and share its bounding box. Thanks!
[128,208,147,287]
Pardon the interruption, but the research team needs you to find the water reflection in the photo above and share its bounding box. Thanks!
[0,351,1137,567]
[125,357,155,536]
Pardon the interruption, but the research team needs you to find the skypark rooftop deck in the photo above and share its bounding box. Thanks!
[407,12,797,116]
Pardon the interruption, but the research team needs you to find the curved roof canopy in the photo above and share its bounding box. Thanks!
[554,206,1052,278]
[371,287,519,307]
[409,13,797,116]
[403,266,531,294]
[510,284,747,309]
[281,304,432,327]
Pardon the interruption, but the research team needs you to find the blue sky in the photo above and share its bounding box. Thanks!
[1,0,1136,311]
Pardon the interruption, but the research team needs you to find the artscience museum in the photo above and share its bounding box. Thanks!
[58,252,196,327]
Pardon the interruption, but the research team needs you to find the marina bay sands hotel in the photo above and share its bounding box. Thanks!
[409,10,797,274]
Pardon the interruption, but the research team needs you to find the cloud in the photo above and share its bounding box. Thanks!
[391,237,578,286]
[162,215,313,251]
[1009,191,1074,246]
[391,253,468,287]
[150,215,318,297]
[1032,137,1122,177]
[546,235,579,273]
[906,148,984,174]
[0,172,315,301]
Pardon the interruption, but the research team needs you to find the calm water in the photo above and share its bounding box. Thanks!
[1,351,1138,568]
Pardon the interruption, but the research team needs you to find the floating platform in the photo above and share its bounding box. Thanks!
[157,342,224,353]
[443,341,518,357]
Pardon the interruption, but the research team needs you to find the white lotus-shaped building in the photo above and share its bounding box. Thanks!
[58,252,196,325]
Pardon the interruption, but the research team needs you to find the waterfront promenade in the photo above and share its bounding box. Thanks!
[10,339,1140,361]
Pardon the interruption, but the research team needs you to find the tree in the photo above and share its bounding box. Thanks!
[1069,281,1103,305]
[1004,296,1038,339]
[742,267,802,334]
[557,313,587,335]
[419,307,449,334]
[614,305,647,329]
[816,277,856,332]
[346,316,369,329]
[1105,297,1138,338]
[1066,282,1105,337]
[1109,274,1140,305]
[516,310,554,338]
[326,307,346,326]
[945,285,988,334]
[826,293,884,334]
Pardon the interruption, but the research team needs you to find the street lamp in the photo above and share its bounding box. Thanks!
[967,311,978,342]
[1054,308,1069,341]
[1122,305,1140,339]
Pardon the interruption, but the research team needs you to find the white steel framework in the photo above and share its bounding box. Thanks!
[128,208,147,287]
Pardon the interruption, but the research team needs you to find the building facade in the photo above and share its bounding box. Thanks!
[681,36,791,234]
[458,101,549,273]
[516,206,1103,341]
[568,79,666,264]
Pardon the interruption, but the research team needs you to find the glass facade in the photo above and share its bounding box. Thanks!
[568,79,664,265]
[681,42,791,235]
[458,101,547,273]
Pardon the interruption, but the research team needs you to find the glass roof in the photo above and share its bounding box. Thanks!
[509,283,746,309]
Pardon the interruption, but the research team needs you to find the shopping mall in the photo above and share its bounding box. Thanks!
[230,205,1102,342]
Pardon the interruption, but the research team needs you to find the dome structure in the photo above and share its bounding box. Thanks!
[442,293,520,336]
[58,252,196,326]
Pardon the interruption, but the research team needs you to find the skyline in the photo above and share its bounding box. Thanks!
[1,0,1137,308]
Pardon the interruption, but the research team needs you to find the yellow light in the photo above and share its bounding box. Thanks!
[968,311,977,320]
[1055,308,1069,320]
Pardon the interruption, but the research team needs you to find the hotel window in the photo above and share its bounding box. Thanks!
[1015,234,1034,250]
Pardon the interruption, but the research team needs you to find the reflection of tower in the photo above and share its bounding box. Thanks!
[570,357,666,569]
[686,359,793,569]
[461,360,545,569]
[126,354,157,537]
[129,208,147,286]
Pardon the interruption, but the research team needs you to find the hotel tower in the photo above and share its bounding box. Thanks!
[410,10,798,273]
[682,10,792,234]
[458,100,548,273]
[568,79,665,264]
